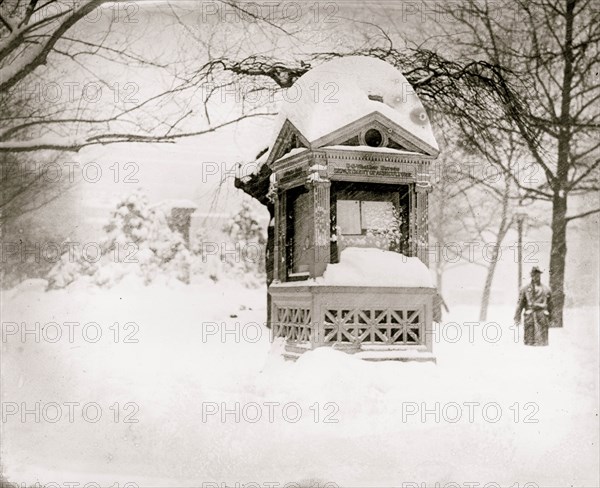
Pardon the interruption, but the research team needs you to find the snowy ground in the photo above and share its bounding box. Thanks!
[1,278,598,487]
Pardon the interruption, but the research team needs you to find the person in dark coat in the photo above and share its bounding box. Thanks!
[514,266,553,346]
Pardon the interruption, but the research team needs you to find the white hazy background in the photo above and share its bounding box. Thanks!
[2,1,599,487]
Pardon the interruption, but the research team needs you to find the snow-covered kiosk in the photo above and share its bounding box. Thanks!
[237,56,439,361]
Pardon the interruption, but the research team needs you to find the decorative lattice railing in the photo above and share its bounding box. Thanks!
[269,285,434,357]
[322,308,423,345]
[272,307,313,342]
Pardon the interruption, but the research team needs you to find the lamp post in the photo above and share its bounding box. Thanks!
[515,203,528,291]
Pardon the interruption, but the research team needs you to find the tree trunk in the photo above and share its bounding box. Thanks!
[433,264,445,323]
[479,239,505,322]
[479,258,496,322]
[479,177,511,322]
[549,0,575,328]
[549,193,568,327]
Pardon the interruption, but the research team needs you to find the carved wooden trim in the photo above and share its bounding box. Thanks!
[272,306,314,343]
[307,178,331,277]
[267,119,311,165]
[269,284,435,354]
[309,112,439,156]
[322,308,425,346]
[416,190,430,266]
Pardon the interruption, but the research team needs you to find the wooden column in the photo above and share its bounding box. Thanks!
[306,173,331,278]
[409,185,418,258]
[272,184,286,283]
[415,184,431,266]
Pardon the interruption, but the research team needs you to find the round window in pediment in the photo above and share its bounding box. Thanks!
[364,128,384,147]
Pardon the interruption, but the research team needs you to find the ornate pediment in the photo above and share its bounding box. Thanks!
[309,112,438,156]
[266,119,310,165]
[267,112,437,165]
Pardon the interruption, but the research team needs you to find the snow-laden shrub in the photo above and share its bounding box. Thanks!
[366,205,404,252]
[190,228,224,283]
[47,190,192,289]
[221,199,267,287]
[46,250,98,289]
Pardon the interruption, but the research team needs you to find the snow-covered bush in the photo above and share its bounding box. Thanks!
[47,190,192,289]
[46,248,98,288]
[46,192,269,289]
[366,205,404,252]
[221,199,267,287]
[190,228,225,283]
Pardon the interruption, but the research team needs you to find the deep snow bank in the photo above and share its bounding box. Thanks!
[1,280,598,487]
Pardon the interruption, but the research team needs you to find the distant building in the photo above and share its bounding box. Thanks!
[154,199,198,246]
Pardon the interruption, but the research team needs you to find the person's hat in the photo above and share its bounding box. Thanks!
[530,266,543,274]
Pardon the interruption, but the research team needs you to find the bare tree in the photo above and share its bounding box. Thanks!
[0,152,69,226]
[0,0,279,153]
[0,2,533,158]
[428,127,479,299]
[454,168,514,321]
[439,0,600,326]
[429,128,534,320]
[3,0,596,327]
[453,132,537,321]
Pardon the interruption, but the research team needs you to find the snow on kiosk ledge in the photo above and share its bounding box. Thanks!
[281,247,434,288]
[320,248,433,287]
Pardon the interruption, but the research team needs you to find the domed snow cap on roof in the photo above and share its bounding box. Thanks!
[268,56,438,156]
